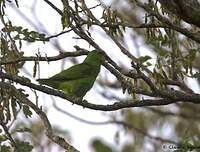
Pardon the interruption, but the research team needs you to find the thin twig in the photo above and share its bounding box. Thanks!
[1,82,79,152]
[53,101,179,145]
[0,122,18,151]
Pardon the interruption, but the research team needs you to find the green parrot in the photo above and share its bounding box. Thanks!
[37,50,101,99]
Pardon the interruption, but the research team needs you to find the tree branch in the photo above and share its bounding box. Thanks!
[0,82,79,152]
[135,0,200,43]
[0,73,200,112]
[0,50,89,65]
[53,102,179,145]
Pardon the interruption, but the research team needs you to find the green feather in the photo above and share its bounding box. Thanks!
[37,50,101,98]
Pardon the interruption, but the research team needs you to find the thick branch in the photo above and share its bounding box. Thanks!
[0,72,200,112]
[158,0,200,27]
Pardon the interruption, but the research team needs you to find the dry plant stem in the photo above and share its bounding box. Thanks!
[0,82,79,152]
[0,7,19,54]
[0,122,18,151]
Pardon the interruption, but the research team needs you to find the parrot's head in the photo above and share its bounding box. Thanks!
[84,50,102,66]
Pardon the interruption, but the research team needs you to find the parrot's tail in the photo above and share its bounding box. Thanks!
[36,79,48,85]
[36,78,58,89]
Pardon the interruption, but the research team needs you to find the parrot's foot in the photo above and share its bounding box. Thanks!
[68,95,83,104]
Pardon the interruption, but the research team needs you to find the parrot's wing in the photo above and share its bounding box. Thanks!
[49,63,95,81]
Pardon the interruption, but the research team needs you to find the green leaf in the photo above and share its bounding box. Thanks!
[138,55,152,64]
[8,25,47,42]
[15,140,33,152]
[193,72,200,79]
[0,145,11,152]
[0,135,7,142]
[61,14,70,29]
[146,62,152,66]
[91,139,114,152]
[29,31,39,39]
[155,47,168,56]
[22,105,32,118]
[188,49,197,62]
[61,0,70,29]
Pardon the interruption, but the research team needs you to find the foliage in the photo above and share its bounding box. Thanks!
[0,0,200,152]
